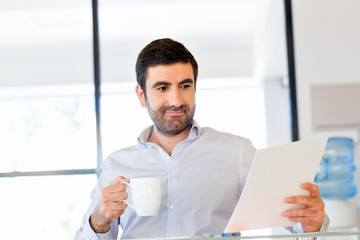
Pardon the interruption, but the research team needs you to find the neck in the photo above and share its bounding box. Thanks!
[148,125,192,156]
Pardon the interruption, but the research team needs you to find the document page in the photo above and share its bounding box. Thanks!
[224,134,328,233]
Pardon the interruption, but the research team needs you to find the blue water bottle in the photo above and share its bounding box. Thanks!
[315,137,357,199]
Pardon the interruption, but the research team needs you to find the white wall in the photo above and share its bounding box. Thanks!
[292,0,360,138]
[292,0,360,228]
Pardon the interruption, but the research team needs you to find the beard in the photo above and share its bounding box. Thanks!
[146,101,195,136]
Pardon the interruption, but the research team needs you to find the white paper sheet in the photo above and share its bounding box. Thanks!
[224,134,328,233]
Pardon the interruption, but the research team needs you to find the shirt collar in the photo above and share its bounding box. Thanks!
[137,120,200,147]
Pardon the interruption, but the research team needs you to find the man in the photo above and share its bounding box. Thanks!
[75,38,329,240]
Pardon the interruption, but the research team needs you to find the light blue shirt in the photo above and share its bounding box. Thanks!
[75,121,329,240]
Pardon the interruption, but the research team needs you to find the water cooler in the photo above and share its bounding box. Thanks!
[315,137,358,239]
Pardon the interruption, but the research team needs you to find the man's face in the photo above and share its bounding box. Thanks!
[136,62,196,136]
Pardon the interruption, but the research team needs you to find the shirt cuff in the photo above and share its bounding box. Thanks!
[288,222,304,233]
[319,213,330,232]
[82,217,113,240]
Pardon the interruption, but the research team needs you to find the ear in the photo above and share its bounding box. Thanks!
[135,84,146,108]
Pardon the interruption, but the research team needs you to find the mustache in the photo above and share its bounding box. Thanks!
[160,105,189,113]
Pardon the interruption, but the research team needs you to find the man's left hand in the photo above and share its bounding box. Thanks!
[282,182,325,233]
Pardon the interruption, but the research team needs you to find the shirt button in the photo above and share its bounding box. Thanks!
[170,204,175,210]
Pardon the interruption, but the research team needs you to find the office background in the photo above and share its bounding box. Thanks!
[0,0,359,239]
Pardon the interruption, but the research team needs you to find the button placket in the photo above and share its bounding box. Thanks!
[168,159,175,211]
[166,153,179,235]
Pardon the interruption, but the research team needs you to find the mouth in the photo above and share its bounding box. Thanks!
[162,105,188,117]
[165,111,185,117]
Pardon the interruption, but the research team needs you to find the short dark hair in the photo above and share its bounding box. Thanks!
[135,38,198,96]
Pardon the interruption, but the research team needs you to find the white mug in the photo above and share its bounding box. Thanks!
[123,177,162,216]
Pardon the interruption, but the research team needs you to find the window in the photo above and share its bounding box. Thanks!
[0,1,97,239]
[0,85,96,172]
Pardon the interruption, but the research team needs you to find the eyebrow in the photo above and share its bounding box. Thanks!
[179,78,194,85]
[151,78,194,88]
[151,81,171,88]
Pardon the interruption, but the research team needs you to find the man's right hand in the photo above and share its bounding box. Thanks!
[90,176,130,233]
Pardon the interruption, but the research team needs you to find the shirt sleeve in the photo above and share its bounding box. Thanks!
[74,216,119,240]
[74,165,120,240]
[238,138,257,195]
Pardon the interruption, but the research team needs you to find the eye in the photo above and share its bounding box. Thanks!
[157,86,167,91]
[181,84,192,89]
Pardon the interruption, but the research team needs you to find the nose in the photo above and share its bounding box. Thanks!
[168,88,183,107]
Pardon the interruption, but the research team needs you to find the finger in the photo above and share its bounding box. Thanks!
[106,177,130,194]
[102,188,128,202]
[107,182,127,193]
[110,176,130,186]
[284,196,313,205]
[281,207,318,218]
[103,191,128,203]
[109,191,128,202]
[103,201,128,212]
[301,183,321,197]
[101,202,127,221]
[286,216,317,224]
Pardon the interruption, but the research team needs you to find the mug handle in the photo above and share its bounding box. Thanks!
[121,182,135,210]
